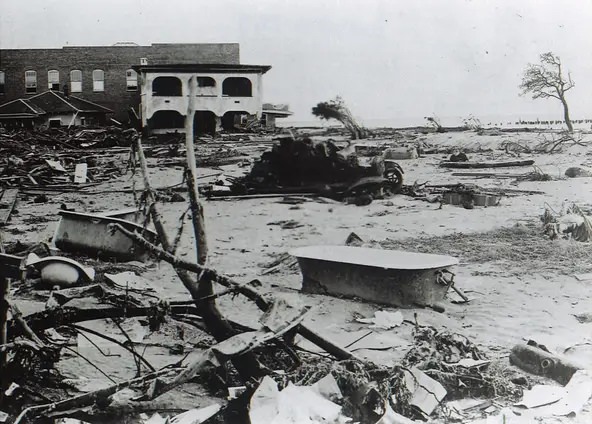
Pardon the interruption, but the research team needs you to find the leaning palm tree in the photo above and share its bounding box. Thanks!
[312,96,369,139]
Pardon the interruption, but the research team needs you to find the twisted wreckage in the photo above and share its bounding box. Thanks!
[1,126,591,424]
[202,135,404,203]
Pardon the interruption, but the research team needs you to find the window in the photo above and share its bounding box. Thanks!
[49,118,62,128]
[222,77,252,97]
[126,69,138,91]
[25,70,37,94]
[152,76,182,96]
[197,77,215,87]
[196,76,216,96]
[48,70,60,90]
[0,71,5,94]
[140,57,148,65]
[92,69,104,92]
[70,70,82,92]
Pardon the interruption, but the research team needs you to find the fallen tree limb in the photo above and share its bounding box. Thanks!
[7,301,46,346]
[109,223,271,311]
[132,134,266,381]
[109,223,354,360]
[14,368,180,424]
[7,304,204,339]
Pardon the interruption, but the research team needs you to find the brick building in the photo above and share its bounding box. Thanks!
[0,43,240,123]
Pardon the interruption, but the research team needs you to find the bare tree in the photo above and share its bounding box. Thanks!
[519,52,575,132]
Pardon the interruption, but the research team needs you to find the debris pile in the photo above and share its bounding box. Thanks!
[402,327,520,401]
[542,203,592,242]
[202,135,404,202]
[402,183,503,208]
[0,128,131,188]
[3,123,592,423]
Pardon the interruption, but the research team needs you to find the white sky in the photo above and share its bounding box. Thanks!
[1,0,591,123]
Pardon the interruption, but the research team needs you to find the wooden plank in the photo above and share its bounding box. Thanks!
[0,189,19,225]
[440,159,535,169]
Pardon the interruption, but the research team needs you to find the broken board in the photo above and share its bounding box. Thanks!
[439,159,535,169]
[0,189,18,225]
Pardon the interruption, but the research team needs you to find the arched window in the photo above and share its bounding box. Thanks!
[70,70,82,92]
[148,110,185,129]
[196,76,216,96]
[126,69,138,91]
[152,76,182,96]
[92,69,104,92]
[197,77,215,87]
[48,70,60,90]
[25,70,37,94]
[222,77,252,97]
[0,71,5,94]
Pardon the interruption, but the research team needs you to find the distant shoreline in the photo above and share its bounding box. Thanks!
[278,117,592,131]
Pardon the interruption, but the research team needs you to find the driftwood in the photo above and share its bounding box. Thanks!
[439,159,535,169]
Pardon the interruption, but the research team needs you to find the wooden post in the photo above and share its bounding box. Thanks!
[185,76,197,180]
[185,76,208,265]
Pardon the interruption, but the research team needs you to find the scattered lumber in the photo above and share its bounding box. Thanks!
[0,127,130,189]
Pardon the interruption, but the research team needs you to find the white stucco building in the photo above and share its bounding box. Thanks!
[133,63,271,135]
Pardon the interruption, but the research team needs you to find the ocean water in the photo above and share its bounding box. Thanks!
[279,115,592,130]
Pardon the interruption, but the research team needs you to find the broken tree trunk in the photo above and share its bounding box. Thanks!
[109,223,354,360]
[133,134,265,381]
[184,75,208,266]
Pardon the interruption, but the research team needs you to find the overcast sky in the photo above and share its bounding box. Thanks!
[1,0,591,124]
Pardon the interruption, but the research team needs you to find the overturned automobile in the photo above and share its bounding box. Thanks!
[204,136,404,202]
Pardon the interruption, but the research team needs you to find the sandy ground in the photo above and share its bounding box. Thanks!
[5,129,592,422]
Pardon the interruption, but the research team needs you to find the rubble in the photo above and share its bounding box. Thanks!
[0,127,130,188]
[2,124,592,423]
